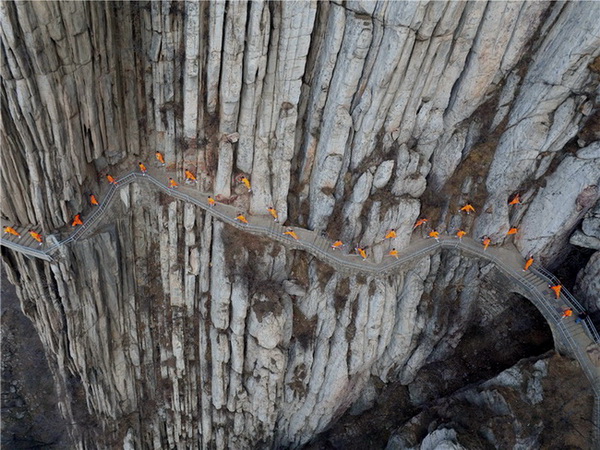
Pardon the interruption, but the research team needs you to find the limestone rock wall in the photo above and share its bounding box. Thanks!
[1,1,599,448]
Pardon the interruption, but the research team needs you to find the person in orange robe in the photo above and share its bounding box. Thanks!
[388,248,399,259]
[550,284,562,299]
[356,247,367,260]
[267,206,279,222]
[508,194,521,206]
[29,230,43,245]
[460,204,475,214]
[523,256,534,271]
[208,196,216,207]
[507,227,518,235]
[429,230,440,240]
[72,214,83,227]
[413,218,428,229]
[456,230,466,240]
[106,174,117,185]
[385,229,397,239]
[482,236,491,250]
[236,213,249,224]
[90,194,99,206]
[156,152,166,166]
[168,178,179,189]
[4,227,21,238]
[284,228,299,240]
[185,170,197,184]
[331,240,344,250]
[240,176,252,192]
[139,162,147,175]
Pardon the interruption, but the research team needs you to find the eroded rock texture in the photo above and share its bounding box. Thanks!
[1,1,599,448]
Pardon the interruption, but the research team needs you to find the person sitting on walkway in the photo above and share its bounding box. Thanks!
[388,248,399,259]
[429,230,440,240]
[523,255,534,271]
[456,229,466,240]
[29,230,43,245]
[550,284,562,299]
[507,227,518,235]
[482,236,491,251]
[413,218,428,229]
[385,229,397,239]
[156,151,166,166]
[460,203,475,214]
[355,246,367,260]
[72,214,83,227]
[208,196,216,207]
[90,194,99,206]
[4,226,21,238]
[168,178,179,189]
[139,162,147,175]
[267,206,279,222]
[185,170,197,184]
[236,213,249,224]
[284,228,299,240]
[508,194,521,206]
[331,240,344,250]
[240,176,252,192]
[561,308,573,319]
[106,174,118,185]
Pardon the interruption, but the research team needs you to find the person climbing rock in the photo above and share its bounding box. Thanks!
[550,284,562,299]
[156,151,165,166]
[267,206,279,222]
[106,174,117,185]
[72,214,83,227]
[284,228,299,240]
[508,194,521,206]
[388,248,399,259]
[523,256,534,271]
[90,194,99,206]
[3,226,21,238]
[460,203,475,214]
[236,213,249,224]
[561,308,573,319]
[355,247,367,260]
[185,170,197,184]
[429,230,440,240]
[482,236,491,251]
[240,176,252,192]
[413,218,428,229]
[29,230,43,245]
[385,229,397,239]
[507,227,518,235]
[139,162,147,175]
[331,240,344,250]
[456,229,466,240]
[168,178,179,189]
[208,196,216,207]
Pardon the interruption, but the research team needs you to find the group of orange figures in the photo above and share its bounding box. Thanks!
[4,165,568,305]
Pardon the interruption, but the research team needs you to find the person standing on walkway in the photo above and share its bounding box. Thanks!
[385,229,397,239]
[72,214,83,227]
[240,176,252,192]
[331,240,344,250]
[355,247,367,260]
[388,248,399,259]
[460,203,475,214]
[413,218,428,230]
[482,236,491,251]
[523,255,534,271]
[185,170,197,184]
[28,230,43,245]
[168,178,179,189]
[236,213,249,224]
[508,194,521,206]
[550,284,562,299]
[4,227,21,238]
[429,230,440,240]
[575,311,588,324]
[507,227,518,235]
[267,206,279,222]
[139,162,147,175]
[456,230,466,240]
[156,152,166,166]
[208,196,216,207]
[284,228,299,240]
[90,194,99,206]
[106,174,118,185]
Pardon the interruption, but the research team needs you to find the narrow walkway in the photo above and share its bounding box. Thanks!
[2,166,599,438]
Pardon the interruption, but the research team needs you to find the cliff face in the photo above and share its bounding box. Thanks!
[1,1,599,448]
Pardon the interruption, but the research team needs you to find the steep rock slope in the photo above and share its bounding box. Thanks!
[1,1,599,448]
